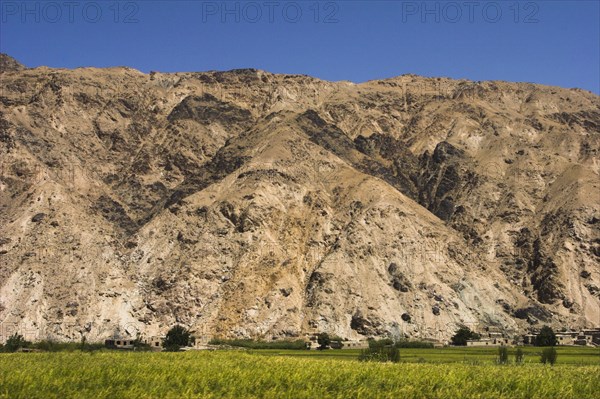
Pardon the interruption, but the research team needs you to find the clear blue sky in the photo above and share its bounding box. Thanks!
[1,1,598,93]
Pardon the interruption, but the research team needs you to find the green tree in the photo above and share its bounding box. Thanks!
[515,347,524,364]
[497,346,509,364]
[317,333,330,350]
[540,347,558,365]
[451,327,480,346]
[163,325,194,352]
[3,333,30,352]
[535,326,557,347]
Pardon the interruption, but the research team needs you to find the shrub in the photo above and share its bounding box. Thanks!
[3,334,31,352]
[388,346,401,363]
[359,345,400,363]
[82,342,105,352]
[163,325,194,352]
[361,339,400,363]
[540,347,558,365]
[33,340,68,352]
[451,327,480,346]
[31,340,103,352]
[515,347,524,364]
[395,339,434,349]
[367,338,433,349]
[78,337,104,352]
[208,338,307,350]
[368,338,394,349]
[497,346,509,365]
[535,326,557,347]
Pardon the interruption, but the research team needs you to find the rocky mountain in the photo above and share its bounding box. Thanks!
[0,54,598,343]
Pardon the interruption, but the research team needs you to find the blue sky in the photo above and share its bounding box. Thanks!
[1,1,598,93]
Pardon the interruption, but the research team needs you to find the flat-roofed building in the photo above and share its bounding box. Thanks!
[466,337,509,347]
[104,338,135,349]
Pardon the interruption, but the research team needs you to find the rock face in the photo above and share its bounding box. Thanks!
[0,57,599,343]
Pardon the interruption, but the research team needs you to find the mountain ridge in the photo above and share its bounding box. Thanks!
[1,55,598,342]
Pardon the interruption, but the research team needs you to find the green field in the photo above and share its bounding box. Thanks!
[1,348,598,398]
[253,346,600,365]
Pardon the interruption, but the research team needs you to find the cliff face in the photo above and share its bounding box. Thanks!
[1,59,598,342]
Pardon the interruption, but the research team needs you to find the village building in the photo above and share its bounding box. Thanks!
[467,326,510,346]
[104,336,163,350]
[304,334,369,350]
[555,331,578,346]
[466,337,510,347]
[329,340,343,349]
[522,328,600,347]
[104,338,135,350]
[143,336,164,350]
[581,329,600,346]
[341,340,370,349]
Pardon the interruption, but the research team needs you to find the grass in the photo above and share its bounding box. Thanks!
[251,346,600,365]
[0,348,598,398]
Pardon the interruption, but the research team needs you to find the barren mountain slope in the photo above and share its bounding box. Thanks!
[0,54,598,342]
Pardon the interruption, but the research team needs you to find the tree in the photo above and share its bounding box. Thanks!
[541,347,558,365]
[317,333,330,350]
[162,325,194,352]
[3,333,30,352]
[515,347,524,364]
[451,327,480,346]
[535,326,557,347]
[497,346,509,365]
